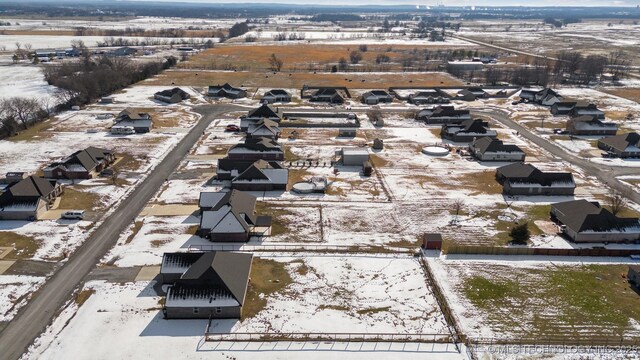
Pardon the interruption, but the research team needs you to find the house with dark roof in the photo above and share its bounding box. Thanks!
[469,137,526,162]
[310,88,345,104]
[0,176,63,220]
[161,251,253,319]
[240,104,281,131]
[112,109,153,133]
[198,190,272,242]
[566,115,617,136]
[154,88,191,104]
[361,90,393,105]
[440,119,497,143]
[246,119,280,139]
[457,87,487,101]
[229,160,288,191]
[551,101,578,115]
[415,105,471,124]
[598,132,640,158]
[569,101,605,120]
[261,89,291,104]
[43,147,115,180]
[208,83,247,99]
[496,163,575,195]
[112,47,137,57]
[217,158,281,180]
[408,89,450,105]
[551,199,640,243]
[519,88,562,106]
[227,137,284,161]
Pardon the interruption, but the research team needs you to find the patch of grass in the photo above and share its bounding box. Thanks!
[7,121,53,142]
[286,168,312,189]
[318,305,350,312]
[356,306,391,315]
[125,221,144,244]
[462,265,640,339]
[369,154,389,168]
[0,232,38,259]
[58,187,102,211]
[255,202,294,237]
[604,88,640,103]
[112,153,144,172]
[150,239,171,247]
[74,289,95,306]
[243,258,293,320]
[283,146,302,162]
[186,225,199,235]
[457,170,502,195]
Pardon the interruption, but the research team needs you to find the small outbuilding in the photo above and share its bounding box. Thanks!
[340,147,369,166]
[372,138,384,150]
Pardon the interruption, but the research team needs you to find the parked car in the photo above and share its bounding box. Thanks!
[61,210,85,220]
[225,124,240,132]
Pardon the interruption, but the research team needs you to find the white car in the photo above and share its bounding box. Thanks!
[61,210,85,220]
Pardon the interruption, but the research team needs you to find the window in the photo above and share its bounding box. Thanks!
[193,308,199,314]
[216,307,222,314]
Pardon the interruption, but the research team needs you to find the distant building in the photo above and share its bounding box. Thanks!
[566,115,617,136]
[161,251,253,319]
[408,89,450,105]
[520,88,562,106]
[447,61,484,71]
[198,190,272,242]
[598,133,640,158]
[415,105,471,124]
[440,119,496,143]
[469,137,526,162]
[457,87,487,101]
[246,119,280,139]
[496,163,575,196]
[112,109,153,133]
[112,47,137,57]
[261,89,291,104]
[569,101,605,120]
[550,101,577,115]
[154,88,191,104]
[551,199,640,243]
[208,83,247,99]
[228,159,288,191]
[240,104,281,130]
[361,90,394,105]
[43,147,115,180]
[310,88,345,104]
[227,137,284,161]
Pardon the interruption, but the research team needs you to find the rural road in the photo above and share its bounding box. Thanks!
[477,107,640,204]
[0,104,241,360]
[449,33,560,62]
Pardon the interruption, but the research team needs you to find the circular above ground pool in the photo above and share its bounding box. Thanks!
[292,182,316,194]
[422,146,450,156]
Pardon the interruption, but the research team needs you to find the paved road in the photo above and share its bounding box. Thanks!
[476,107,640,204]
[0,104,240,360]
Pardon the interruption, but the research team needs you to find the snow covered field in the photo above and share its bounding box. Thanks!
[0,64,59,102]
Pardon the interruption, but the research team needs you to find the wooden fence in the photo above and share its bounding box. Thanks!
[444,244,640,257]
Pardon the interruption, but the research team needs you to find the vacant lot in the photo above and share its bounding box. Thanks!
[435,261,640,340]
[152,69,464,89]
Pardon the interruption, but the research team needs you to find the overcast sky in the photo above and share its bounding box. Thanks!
[127,0,639,6]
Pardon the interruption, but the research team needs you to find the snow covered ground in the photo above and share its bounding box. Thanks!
[0,64,59,102]
[0,275,45,322]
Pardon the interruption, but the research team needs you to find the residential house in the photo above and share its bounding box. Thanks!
[551,101,578,115]
[216,158,280,180]
[598,132,640,158]
[469,137,526,162]
[440,119,497,143]
[457,87,487,101]
[208,83,247,99]
[566,115,617,136]
[154,88,191,104]
[496,163,575,196]
[227,137,284,161]
[0,176,63,220]
[361,90,394,105]
[310,88,345,104]
[112,47,137,57]
[569,101,605,119]
[198,190,272,242]
[240,104,281,130]
[246,119,280,139]
[520,88,562,105]
[408,90,450,105]
[415,105,471,124]
[161,251,253,319]
[628,265,640,288]
[551,199,640,243]
[43,147,115,180]
[261,89,291,104]
[229,159,288,191]
[112,109,153,133]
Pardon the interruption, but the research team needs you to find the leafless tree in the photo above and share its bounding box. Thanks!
[366,109,383,126]
[268,53,283,72]
[608,187,630,216]
[452,199,465,224]
[1,97,43,129]
[24,43,32,51]
[14,42,21,50]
